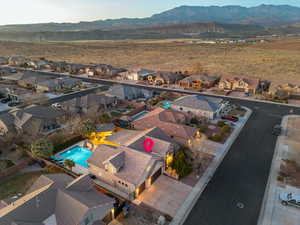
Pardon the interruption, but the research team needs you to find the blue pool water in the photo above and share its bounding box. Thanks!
[131,111,149,121]
[58,146,93,168]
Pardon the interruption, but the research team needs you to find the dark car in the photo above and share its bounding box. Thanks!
[1,98,10,103]
[272,125,282,136]
[221,115,239,122]
[8,102,19,107]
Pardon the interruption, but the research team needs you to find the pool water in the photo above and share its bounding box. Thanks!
[131,111,149,121]
[58,146,93,168]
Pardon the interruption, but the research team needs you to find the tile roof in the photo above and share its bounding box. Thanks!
[132,108,198,140]
[172,95,223,112]
[88,145,155,186]
[180,74,218,83]
[107,127,178,157]
[0,174,114,225]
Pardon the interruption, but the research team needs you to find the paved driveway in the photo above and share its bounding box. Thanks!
[137,175,192,217]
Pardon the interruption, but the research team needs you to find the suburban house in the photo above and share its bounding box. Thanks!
[0,105,65,136]
[0,86,33,104]
[87,64,126,77]
[8,56,28,67]
[118,68,157,81]
[105,85,154,101]
[88,127,179,200]
[218,74,260,94]
[61,93,118,115]
[269,83,300,100]
[66,64,89,75]
[36,77,82,93]
[148,71,185,85]
[170,95,226,120]
[0,57,8,65]
[0,174,115,225]
[51,61,69,73]
[25,60,52,70]
[0,67,16,76]
[132,107,199,144]
[17,71,56,89]
[178,74,219,89]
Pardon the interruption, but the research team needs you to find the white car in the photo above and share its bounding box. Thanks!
[279,193,300,208]
[51,103,62,108]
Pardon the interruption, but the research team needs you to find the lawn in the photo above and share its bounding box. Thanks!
[0,171,44,200]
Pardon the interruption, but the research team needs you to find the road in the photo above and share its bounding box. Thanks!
[3,67,300,224]
[183,101,300,225]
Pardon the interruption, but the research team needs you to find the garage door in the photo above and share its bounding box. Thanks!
[150,168,162,185]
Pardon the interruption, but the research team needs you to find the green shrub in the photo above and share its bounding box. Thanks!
[190,118,198,125]
[209,134,223,142]
[170,149,193,178]
[197,125,206,132]
[31,139,54,159]
[217,121,226,127]
[165,214,173,222]
[221,125,231,133]
[80,120,96,137]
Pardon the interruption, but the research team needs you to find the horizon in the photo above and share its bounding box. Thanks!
[1,1,300,26]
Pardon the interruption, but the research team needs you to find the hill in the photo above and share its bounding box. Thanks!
[0,4,300,33]
[0,22,268,42]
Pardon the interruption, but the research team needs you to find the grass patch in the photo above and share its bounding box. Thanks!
[228,109,246,117]
[0,171,44,200]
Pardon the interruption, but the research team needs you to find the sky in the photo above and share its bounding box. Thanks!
[1,0,300,25]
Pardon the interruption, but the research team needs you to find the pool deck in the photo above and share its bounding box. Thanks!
[54,140,92,175]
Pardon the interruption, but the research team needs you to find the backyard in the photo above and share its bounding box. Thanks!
[0,171,44,200]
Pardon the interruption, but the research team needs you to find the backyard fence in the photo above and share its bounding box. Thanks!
[0,157,33,179]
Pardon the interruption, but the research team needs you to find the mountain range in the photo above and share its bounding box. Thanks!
[0,4,300,41]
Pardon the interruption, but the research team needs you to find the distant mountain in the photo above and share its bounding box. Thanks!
[0,4,300,33]
[0,22,269,42]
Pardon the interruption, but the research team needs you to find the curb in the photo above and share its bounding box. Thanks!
[257,115,297,225]
[170,107,253,225]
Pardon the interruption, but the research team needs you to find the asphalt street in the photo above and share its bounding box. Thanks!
[184,101,300,225]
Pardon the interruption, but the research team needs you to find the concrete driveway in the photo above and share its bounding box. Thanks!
[136,175,192,217]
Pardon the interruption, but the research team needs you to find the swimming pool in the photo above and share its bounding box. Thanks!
[58,146,93,168]
[131,111,149,121]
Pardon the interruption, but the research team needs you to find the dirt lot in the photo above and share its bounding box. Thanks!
[0,37,299,84]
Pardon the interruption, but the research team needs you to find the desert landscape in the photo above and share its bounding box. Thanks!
[1,37,299,84]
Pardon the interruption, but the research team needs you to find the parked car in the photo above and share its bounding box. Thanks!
[272,125,282,136]
[1,98,10,103]
[51,103,62,109]
[8,102,20,107]
[280,193,300,208]
[221,115,239,122]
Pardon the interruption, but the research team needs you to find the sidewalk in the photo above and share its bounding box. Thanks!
[257,115,300,225]
[170,107,252,225]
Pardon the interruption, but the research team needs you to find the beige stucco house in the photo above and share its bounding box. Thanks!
[219,74,260,94]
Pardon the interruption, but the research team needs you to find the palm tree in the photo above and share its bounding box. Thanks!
[64,159,75,171]
[31,138,54,159]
